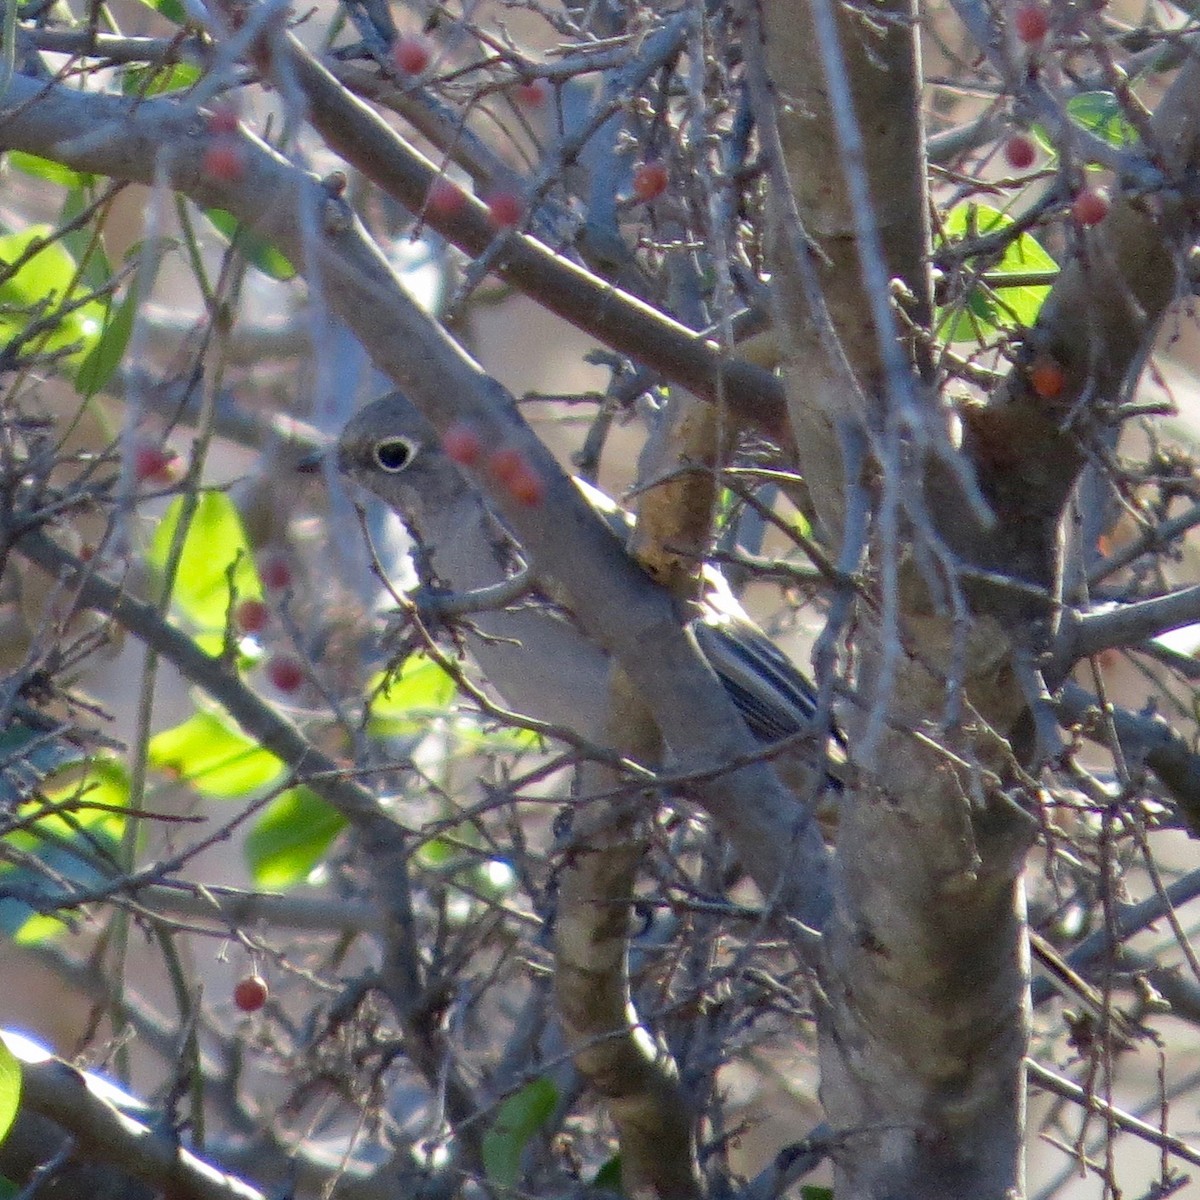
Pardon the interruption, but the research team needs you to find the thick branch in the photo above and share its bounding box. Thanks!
[13,1056,264,1200]
[754,0,1032,1195]
[554,777,701,1200]
[1054,585,1200,669]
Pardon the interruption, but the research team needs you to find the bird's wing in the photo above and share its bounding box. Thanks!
[692,615,820,742]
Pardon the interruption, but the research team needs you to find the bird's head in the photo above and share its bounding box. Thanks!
[332,392,471,526]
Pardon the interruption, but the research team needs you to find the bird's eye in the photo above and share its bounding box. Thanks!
[374,437,416,472]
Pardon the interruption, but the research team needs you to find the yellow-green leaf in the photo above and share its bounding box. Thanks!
[8,152,95,189]
[937,204,1057,343]
[483,1077,558,1191]
[76,291,136,397]
[367,655,456,737]
[149,712,284,797]
[0,225,104,365]
[203,209,295,281]
[40,756,130,842]
[0,1038,21,1146]
[147,491,261,629]
[245,787,345,888]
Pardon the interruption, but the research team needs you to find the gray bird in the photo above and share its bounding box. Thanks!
[325,392,833,784]
[323,396,1138,1026]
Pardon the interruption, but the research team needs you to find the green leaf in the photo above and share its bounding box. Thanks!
[245,787,346,888]
[41,757,130,841]
[416,837,455,866]
[367,656,456,737]
[0,1039,21,1146]
[1032,92,1139,159]
[450,723,544,753]
[147,491,262,629]
[12,913,71,944]
[1066,91,1138,149]
[121,62,202,97]
[4,761,129,855]
[483,1077,558,1191]
[592,1156,622,1193]
[202,209,296,281]
[0,225,105,365]
[135,0,187,23]
[0,757,129,943]
[0,716,90,808]
[787,506,812,541]
[75,291,136,397]
[59,190,113,292]
[799,1188,833,1200]
[149,711,284,798]
[937,204,1057,343]
[7,152,95,189]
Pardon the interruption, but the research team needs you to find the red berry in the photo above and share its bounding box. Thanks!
[1003,133,1037,170]
[1071,187,1110,227]
[443,422,483,467]
[506,464,545,507]
[1029,356,1066,400]
[259,555,292,592]
[266,654,304,693]
[426,177,467,219]
[207,105,239,135]
[514,79,549,108]
[392,35,432,76]
[632,160,669,202]
[1013,3,1049,43]
[488,447,525,485]
[488,449,544,506]
[233,975,268,1012]
[202,140,245,182]
[234,598,268,634]
[133,443,178,485]
[485,190,525,229]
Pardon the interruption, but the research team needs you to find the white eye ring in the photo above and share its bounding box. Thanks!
[374,437,417,472]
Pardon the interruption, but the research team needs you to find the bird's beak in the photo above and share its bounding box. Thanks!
[296,449,327,475]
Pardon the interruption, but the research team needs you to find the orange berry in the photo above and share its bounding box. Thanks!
[202,140,245,182]
[1029,356,1066,400]
[443,422,483,466]
[514,79,549,108]
[485,190,525,229]
[392,35,432,76]
[233,975,268,1012]
[632,160,669,202]
[1013,4,1049,43]
[506,464,545,507]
